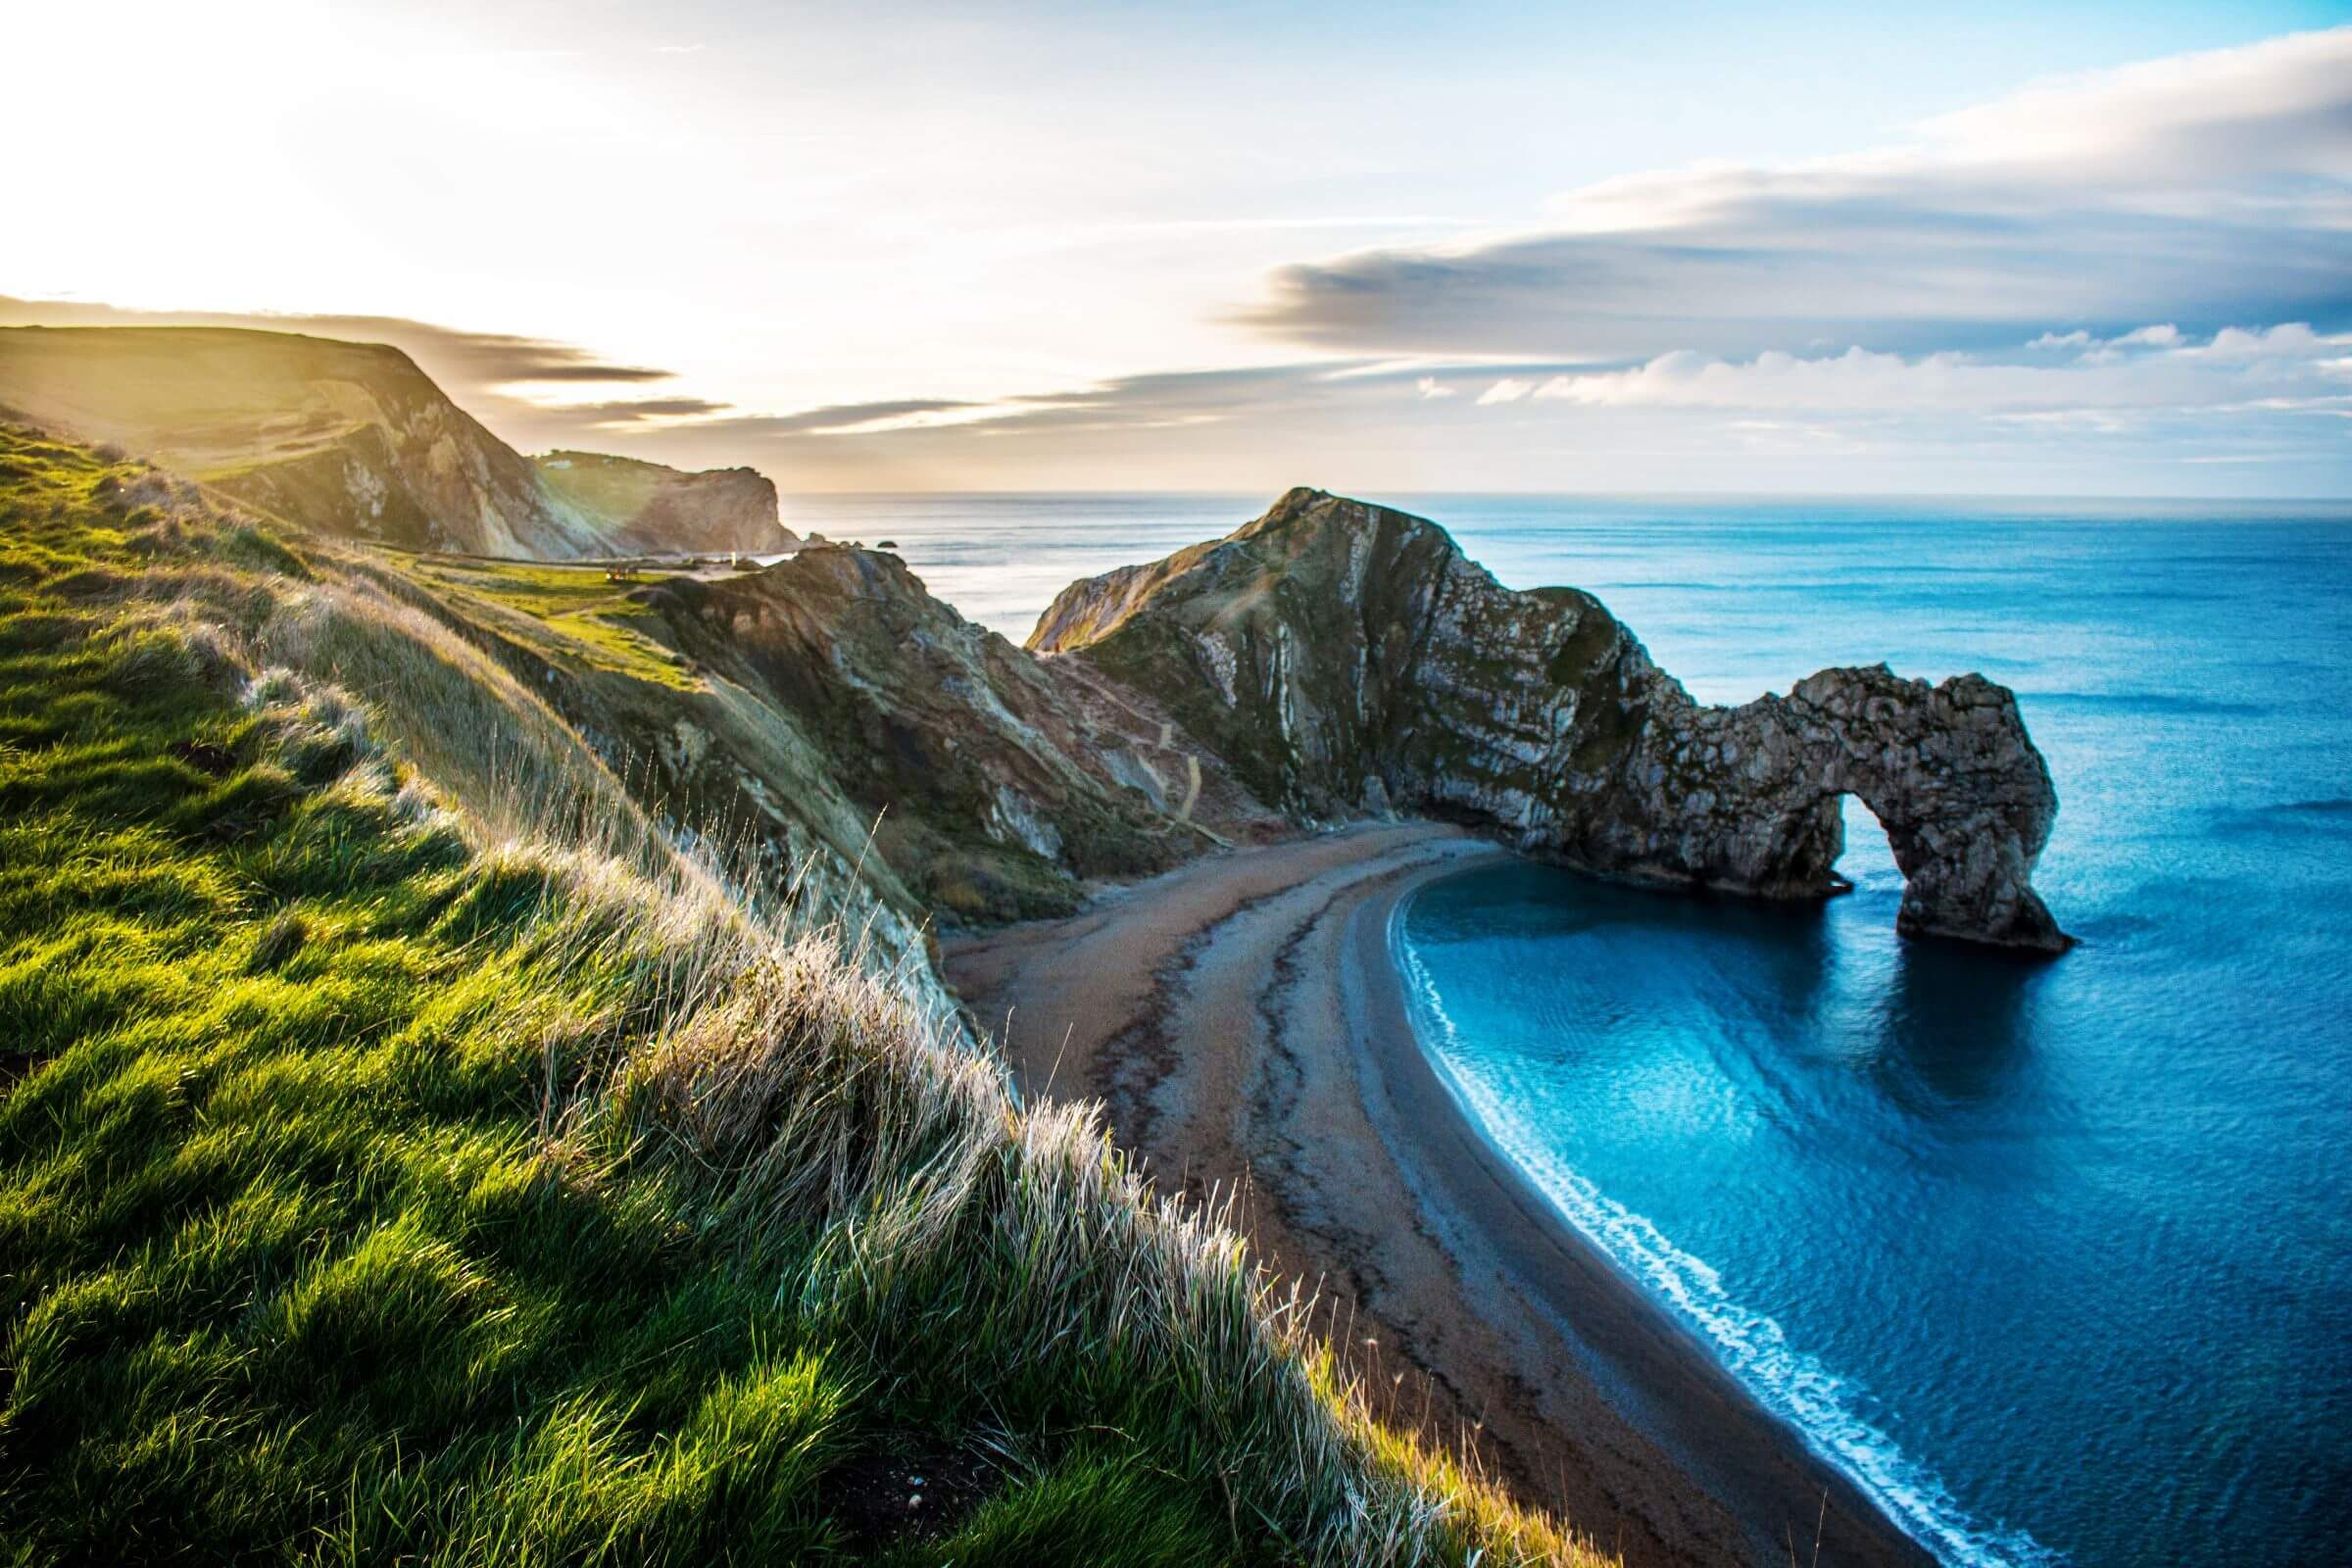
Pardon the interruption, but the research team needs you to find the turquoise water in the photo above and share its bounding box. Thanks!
[795,491,2352,1567]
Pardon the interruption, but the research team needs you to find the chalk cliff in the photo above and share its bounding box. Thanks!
[1032,488,2068,951]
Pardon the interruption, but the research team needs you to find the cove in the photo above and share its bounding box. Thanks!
[1396,799,2349,1565]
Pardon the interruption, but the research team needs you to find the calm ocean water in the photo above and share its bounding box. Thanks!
[790,491,2352,1568]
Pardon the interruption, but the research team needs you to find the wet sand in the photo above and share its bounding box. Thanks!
[944,823,1929,1568]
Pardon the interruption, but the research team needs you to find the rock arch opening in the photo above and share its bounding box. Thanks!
[1830,792,1900,895]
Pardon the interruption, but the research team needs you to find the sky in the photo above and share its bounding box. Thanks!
[5,0,2351,495]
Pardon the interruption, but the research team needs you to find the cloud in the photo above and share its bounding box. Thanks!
[548,330,2349,497]
[1233,27,2352,362]
[677,365,1355,448]
[562,396,734,424]
[1515,324,2351,416]
[673,397,988,438]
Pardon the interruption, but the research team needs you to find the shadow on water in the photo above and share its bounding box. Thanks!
[1863,941,2045,1109]
[1486,860,2054,1114]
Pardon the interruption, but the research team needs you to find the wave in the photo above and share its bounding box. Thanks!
[1391,916,2060,1568]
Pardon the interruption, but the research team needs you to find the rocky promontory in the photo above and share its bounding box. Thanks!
[1031,488,2068,952]
[534,450,797,557]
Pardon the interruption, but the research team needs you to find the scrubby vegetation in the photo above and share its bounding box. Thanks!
[404,556,702,690]
[0,424,1601,1563]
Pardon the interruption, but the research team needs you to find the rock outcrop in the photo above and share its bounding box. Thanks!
[534,450,797,557]
[1032,488,2068,952]
[622,546,1280,922]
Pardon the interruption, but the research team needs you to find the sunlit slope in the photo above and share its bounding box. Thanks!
[0,324,608,557]
[0,327,784,561]
[0,425,1605,1566]
[535,449,797,556]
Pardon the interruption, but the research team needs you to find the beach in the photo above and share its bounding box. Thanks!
[944,822,1931,1568]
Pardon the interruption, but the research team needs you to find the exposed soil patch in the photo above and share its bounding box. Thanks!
[823,1440,1000,1551]
[168,738,237,776]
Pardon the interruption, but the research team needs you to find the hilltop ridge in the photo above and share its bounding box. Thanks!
[0,326,781,559]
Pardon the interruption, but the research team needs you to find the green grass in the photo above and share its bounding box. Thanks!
[404,558,700,691]
[0,424,1604,1566]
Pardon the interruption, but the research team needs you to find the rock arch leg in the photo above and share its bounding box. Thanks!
[1800,668,2070,953]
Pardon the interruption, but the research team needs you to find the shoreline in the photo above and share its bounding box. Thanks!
[944,823,1931,1567]
[1345,853,1932,1568]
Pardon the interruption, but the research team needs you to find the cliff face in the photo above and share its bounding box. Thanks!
[534,450,798,556]
[1032,488,2068,952]
[621,546,1279,923]
[0,326,620,558]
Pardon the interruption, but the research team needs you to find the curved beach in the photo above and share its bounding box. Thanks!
[944,823,1931,1568]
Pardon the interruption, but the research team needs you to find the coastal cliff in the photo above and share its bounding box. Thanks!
[601,545,1279,923]
[0,327,783,561]
[534,450,797,556]
[1032,487,2067,952]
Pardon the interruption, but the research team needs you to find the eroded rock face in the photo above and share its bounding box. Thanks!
[1032,488,2068,952]
[630,546,1281,923]
[1604,665,2067,951]
[534,451,798,557]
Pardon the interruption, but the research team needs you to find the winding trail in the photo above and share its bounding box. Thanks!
[945,823,1929,1568]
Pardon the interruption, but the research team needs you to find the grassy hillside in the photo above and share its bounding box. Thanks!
[0,425,1602,1564]
[0,326,609,559]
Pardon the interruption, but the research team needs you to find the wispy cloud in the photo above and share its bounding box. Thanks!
[1510,324,2350,415]
[1233,28,2352,363]
[670,398,987,438]
[564,396,734,424]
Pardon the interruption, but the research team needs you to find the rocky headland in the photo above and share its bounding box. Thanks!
[2,331,2067,949]
[1033,487,2068,952]
[0,340,2075,1565]
[534,449,796,557]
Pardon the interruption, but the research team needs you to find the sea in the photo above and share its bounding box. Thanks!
[782,491,2352,1568]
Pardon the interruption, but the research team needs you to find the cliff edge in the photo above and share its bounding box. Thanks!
[535,449,796,556]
